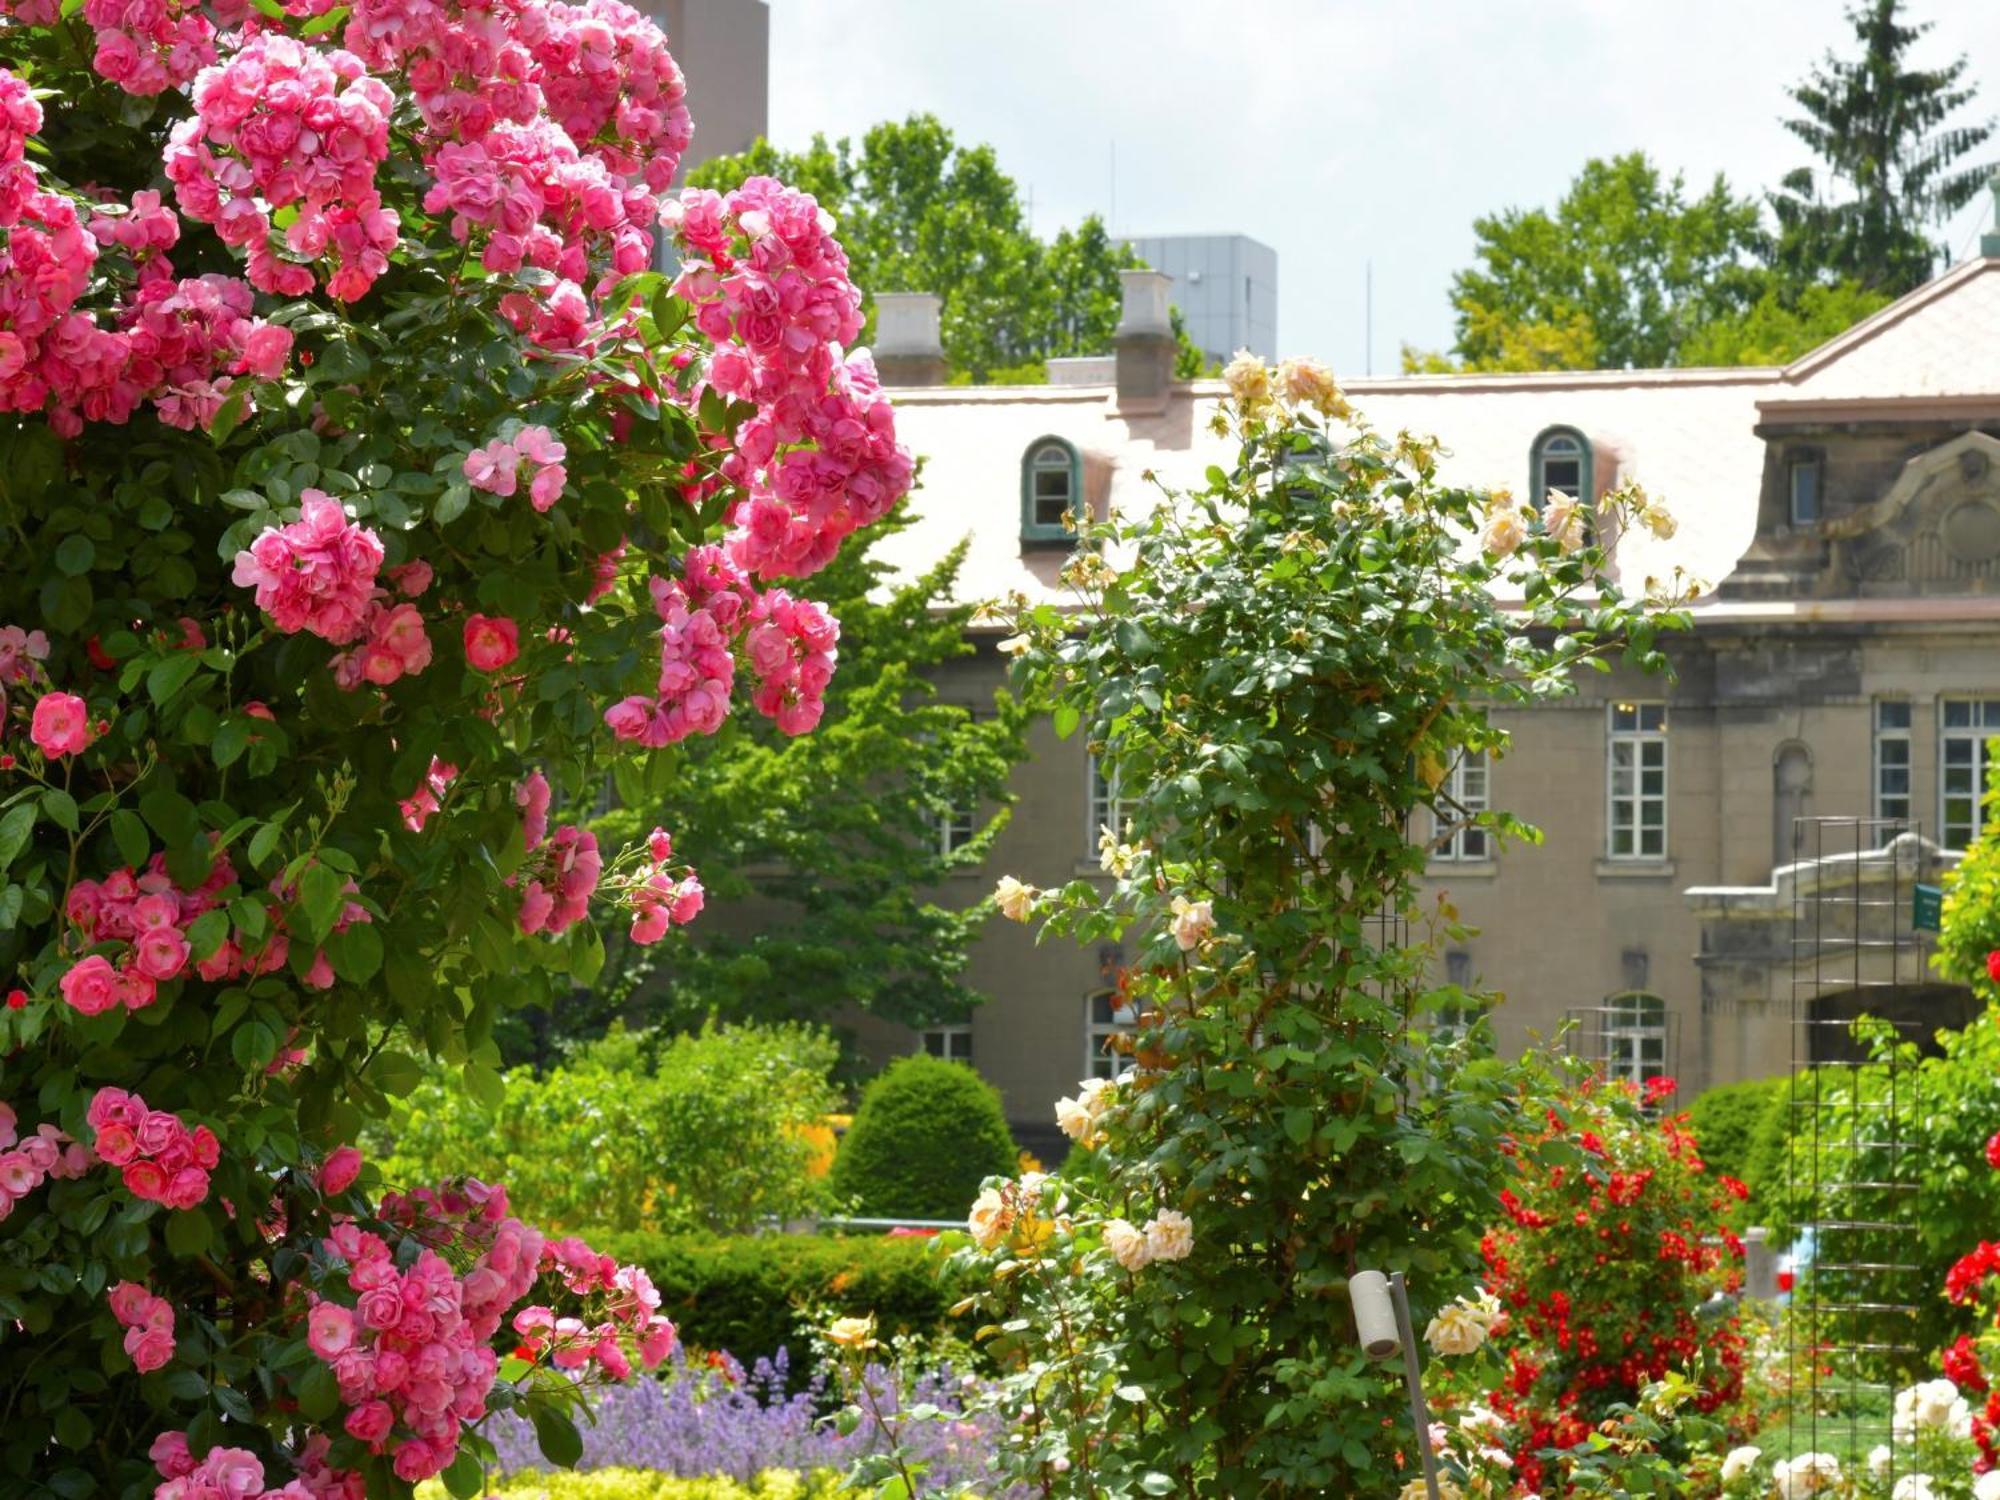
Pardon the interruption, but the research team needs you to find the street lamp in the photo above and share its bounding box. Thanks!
[1350,1269,1442,1500]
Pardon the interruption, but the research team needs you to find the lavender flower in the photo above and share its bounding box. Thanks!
[483,1348,1024,1496]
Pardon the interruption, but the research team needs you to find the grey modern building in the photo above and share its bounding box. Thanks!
[1121,233,1278,365]
[648,0,769,181]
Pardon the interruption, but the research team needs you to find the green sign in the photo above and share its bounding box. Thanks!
[1914,883,1943,933]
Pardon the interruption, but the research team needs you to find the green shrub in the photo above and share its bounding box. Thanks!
[378,1024,840,1234]
[593,1230,968,1363]
[829,1054,1016,1218]
[416,1470,840,1499]
[1686,1075,1787,1202]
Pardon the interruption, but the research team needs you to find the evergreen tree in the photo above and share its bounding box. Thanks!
[1771,0,1995,294]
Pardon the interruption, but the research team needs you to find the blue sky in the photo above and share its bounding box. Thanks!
[760,0,1999,373]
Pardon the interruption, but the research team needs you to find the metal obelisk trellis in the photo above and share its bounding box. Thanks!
[1786,816,1933,1471]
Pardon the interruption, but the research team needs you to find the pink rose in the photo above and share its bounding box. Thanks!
[30,692,92,757]
[149,1430,195,1480]
[122,1159,168,1201]
[344,1398,393,1444]
[319,1144,362,1195]
[462,614,519,672]
[93,1122,137,1166]
[132,926,190,981]
[204,1447,266,1497]
[306,1300,357,1360]
[59,955,121,1017]
[126,1326,175,1372]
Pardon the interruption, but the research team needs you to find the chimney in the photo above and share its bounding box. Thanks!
[1114,268,1175,408]
[873,292,947,386]
[1983,169,2000,259]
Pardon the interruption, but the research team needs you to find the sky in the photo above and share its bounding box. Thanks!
[756,0,1999,375]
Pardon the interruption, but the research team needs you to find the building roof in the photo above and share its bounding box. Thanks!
[873,258,2000,615]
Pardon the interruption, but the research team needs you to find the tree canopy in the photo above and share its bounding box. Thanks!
[688,113,1209,383]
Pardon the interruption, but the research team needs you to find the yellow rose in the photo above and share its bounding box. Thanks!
[826,1315,876,1350]
[993,875,1038,923]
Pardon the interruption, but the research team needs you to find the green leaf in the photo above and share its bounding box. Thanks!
[211,717,250,770]
[208,386,251,443]
[1052,703,1081,740]
[231,1020,279,1072]
[325,922,383,984]
[295,1360,339,1422]
[530,1406,584,1469]
[0,802,35,868]
[41,789,78,833]
[298,862,346,943]
[164,1208,212,1259]
[147,653,201,706]
[185,908,230,962]
[52,1407,90,1450]
[139,787,199,847]
[0,884,21,931]
[247,818,286,869]
[463,1061,505,1111]
[371,1050,424,1098]
[54,534,95,577]
[110,809,149,867]
[441,1452,484,1500]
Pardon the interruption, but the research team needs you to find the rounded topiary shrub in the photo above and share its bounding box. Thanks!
[831,1054,1017,1219]
[1687,1074,1788,1199]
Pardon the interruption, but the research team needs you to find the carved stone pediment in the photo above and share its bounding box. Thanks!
[1824,432,2000,593]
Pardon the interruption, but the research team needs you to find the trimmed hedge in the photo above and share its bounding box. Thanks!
[417,1472,839,1499]
[593,1230,969,1364]
[1686,1075,1788,1198]
[829,1053,1017,1218]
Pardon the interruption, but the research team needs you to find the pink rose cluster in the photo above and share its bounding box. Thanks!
[621,826,702,945]
[514,776,599,937]
[109,1279,176,1373]
[400,756,460,833]
[329,557,435,691]
[513,1243,676,1378]
[165,35,397,302]
[603,543,756,747]
[463,423,568,510]
[233,491,386,646]
[744,589,838,737]
[0,1100,89,1223]
[0,68,291,437]
[61,849,244,1015]
[667,176,914,579]
[149,1431,359,1500]
[88,1087,219,1210]
[302,1201,550,1480]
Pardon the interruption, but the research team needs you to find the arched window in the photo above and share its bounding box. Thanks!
[1021,437,1082,543]
[1603,991,1668,1086]
[1529,427,1592,510]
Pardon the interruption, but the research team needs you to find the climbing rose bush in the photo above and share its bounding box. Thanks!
[0,0,908,1492]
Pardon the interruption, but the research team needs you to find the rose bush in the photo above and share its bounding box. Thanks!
[957,361,1690,1495]
[0,0,908,1492]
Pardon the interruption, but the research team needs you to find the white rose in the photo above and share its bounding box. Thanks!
[993,875,1038,923]
[1103,1218,1151,1272]
[1892,1476,1936,1500]
[1719,1445,1760,1483]
[1144,1209,1194,1262]
[1974,1471,2000,1500]
[1775,1453,1841,1497]
[1054,1094,1096,1143]
[1642,500,1677,539]
[1866,1444,1891,1478]
[1543,493,1587,554]
[1169,895,1214,951]
[967,1187,1009,1249]
[1458,1404,1503,1441]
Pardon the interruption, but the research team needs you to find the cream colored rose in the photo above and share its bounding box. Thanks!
[1892,1476,1937,1500]
[1223,350,1273,412]
[1103,1218,1151,1271]
[1774,1453,1841,1498]
[967,1187,1010,1249]
[1169,894,1214,951]
[826,1315,876,1349]
[1543,493,1587,554]
[1098,825,1141,877]
[993,875,1038,923]
[1974,1470,2000,1500]
[1641,499,1677,539]
[1481,505,1527,558]
[1276,357,1350,420]
[1144,1209,1194,1262]
[1720,1445,1761,1483]
[1054,1094,1095,1143]
[1424,1300,1489,1357]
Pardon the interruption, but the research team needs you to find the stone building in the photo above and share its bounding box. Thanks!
[843,191,2000,1142]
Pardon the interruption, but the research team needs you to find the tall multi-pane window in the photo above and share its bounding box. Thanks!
[935,796,975,855]
[1087,752,1126,855]
[1941,699,2000,848]
[1431,751,1490,861]
[1606,703,1667,859]
[1874,700,1912,834]
[1788,455,1822,525]
[919,1025,973,1064]
[1604,992,1668,1086]
[1085,990,1142,1079]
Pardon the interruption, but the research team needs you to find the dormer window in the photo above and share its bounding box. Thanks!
[1530,427,1591,509]
[1021,437,1082,544]
[1788,452,1823,525]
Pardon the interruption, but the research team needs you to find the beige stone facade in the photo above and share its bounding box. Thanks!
[843,250,2000,1143]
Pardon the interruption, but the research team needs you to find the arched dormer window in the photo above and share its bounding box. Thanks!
[1529,427,1592,510]
[1022,437,1083,544]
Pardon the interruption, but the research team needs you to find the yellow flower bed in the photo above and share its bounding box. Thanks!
[414,1469,843,1500]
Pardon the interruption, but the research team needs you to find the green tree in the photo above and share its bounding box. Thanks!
[689,113,1206,383]
[1770,0,1995,296]
[830,1053,1018,1219]
[524,509,1029,1060]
